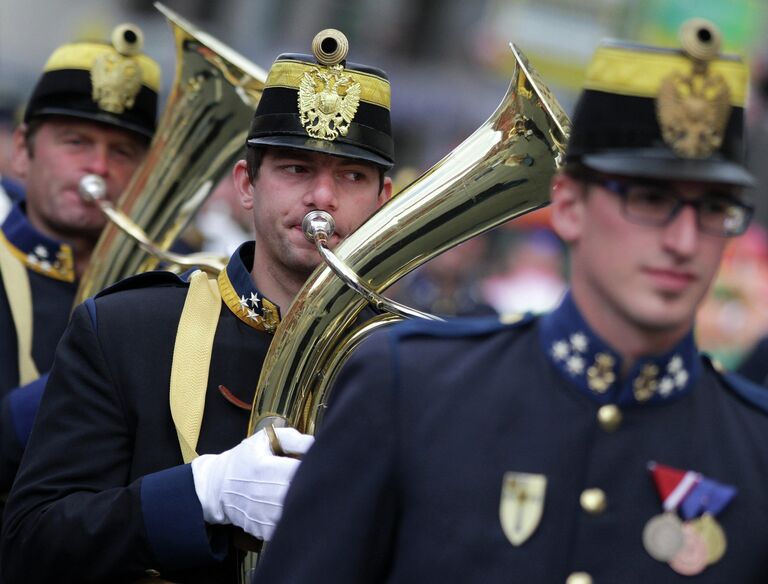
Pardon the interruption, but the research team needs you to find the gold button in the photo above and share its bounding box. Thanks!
[597,404,622,432]
[566,572,593,584]
[580,488,607,514]
[499,312,523,325]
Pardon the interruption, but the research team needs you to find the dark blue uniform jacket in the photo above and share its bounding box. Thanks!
[0,204,77,491]
[255,292,768,584]
[2,242,280,583]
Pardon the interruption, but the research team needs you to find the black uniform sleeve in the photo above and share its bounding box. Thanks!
[253,330,401,584]
[0,374,47,492]
[1,302,221,583]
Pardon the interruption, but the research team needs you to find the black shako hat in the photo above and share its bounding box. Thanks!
[24,24,161,140]
[566,18,754,187]
[247,28,394,169]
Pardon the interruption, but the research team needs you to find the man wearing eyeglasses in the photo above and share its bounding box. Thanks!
[254,20,768,584]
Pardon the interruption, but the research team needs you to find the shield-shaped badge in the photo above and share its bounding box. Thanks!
[499,471,547,546]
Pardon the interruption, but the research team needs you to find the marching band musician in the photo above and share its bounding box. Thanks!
[254,20,768,584]
[1,30,394,583]
[0,27,160,493]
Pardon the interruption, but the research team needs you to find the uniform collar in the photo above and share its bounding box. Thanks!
[539,291,700,406]
[217,242,281,334]
[0,203,75,283]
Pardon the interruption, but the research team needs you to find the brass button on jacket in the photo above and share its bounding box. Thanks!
[580,488,607,514]
[566,572,593,584]
[597,404,622,432]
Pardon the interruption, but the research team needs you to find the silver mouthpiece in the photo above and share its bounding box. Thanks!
[78,174,107,202]
[302,210,336,243]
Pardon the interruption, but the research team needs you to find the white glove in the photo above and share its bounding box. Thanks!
[191,427,314,540]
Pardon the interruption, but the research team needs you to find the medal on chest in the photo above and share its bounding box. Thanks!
[643,461,735,575]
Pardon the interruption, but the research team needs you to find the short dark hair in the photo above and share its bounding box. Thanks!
[22,118,46,158]
[245,145,264,183]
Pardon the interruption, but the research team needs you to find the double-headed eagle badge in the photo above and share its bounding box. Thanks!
[656,68,730,159]
[90,24,145,115]
[655,18,732,159]
[298,64,361,141]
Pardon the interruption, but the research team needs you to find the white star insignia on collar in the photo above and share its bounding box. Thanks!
[674,369,689,388]
[250,291,260,307]
[238,295,249,312]
[668,355,683,373]
[34,245,49,258]
[552,341,570,361]
[566,355,585,375]
[659,376,675,396]
[570,333,588,353]
[246,308,259,321]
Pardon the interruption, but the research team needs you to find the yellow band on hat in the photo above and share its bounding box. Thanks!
[43,42,161,92]
[584,46,747,107]
[266,59,391,110]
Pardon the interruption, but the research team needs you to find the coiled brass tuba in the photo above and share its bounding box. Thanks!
[248,44,571,436]
[75,3,266,303]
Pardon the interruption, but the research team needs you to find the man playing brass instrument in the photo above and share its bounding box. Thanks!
[0,27,160,493]
[254,21,768,583]
[2,30,393,583]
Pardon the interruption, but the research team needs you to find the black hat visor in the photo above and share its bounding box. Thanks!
[581,149,755,188]
[30,106,154,140]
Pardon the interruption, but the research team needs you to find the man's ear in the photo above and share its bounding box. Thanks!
[233,160,254,211]
[11,125,31,179]
[377,176,393,209]
[549,173,587,244]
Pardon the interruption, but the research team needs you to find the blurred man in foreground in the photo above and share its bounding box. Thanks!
[256,19,768,583]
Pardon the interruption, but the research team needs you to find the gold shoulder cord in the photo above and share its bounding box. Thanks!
[0,231,40,384]
[169,270,222,463]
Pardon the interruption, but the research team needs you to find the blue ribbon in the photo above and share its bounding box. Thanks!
[680,476,737,520]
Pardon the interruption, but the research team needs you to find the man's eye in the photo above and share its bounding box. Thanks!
[699,198,730,215]
[114,147,137,159]
[631,190,671,206]
[284,165,307,174]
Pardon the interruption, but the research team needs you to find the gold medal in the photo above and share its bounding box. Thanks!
[642,512,684,561]
[669,522,709,576]
[691,513,727,565]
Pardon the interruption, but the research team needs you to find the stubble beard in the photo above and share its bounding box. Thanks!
[45,210,106,243]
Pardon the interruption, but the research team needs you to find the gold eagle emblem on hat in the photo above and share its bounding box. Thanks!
[91,24,144,114]
[655,19,732,159]
[656,70,730,159]
[298,67,360,141]
[298,28,360,141]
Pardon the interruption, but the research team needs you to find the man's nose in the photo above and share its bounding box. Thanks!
[662,204,699,256]
[84,144,110,177]
[304,171,339,210]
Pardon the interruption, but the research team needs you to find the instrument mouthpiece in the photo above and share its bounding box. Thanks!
[78,174,107,202]
[302,210,335,243]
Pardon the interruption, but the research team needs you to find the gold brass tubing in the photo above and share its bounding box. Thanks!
[314,237,442,321]
[98,201,226,274]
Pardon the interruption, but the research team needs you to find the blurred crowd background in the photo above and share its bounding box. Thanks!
[1,0,768,368]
